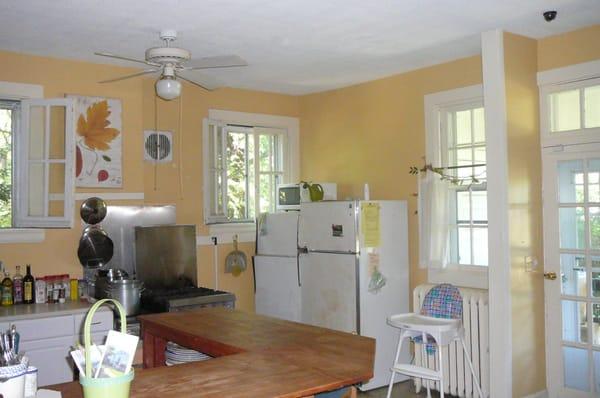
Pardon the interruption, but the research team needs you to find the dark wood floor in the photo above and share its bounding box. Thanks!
[358,381,440,398]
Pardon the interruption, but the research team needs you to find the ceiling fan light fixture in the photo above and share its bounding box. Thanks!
[155,76,181,100]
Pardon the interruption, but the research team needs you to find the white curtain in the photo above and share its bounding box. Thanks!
[418,170,450,269]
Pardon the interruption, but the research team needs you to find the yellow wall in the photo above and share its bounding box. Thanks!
[0,50,146,279]
[299,56,483,294]
[504,32,545,397]
[537,25,600,71]
[141,81,299,312]
[0,50,299,313]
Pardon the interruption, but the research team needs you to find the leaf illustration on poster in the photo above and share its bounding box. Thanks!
[68,95,122,187]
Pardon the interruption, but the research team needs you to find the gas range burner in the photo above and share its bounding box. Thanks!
[141,286,236,313]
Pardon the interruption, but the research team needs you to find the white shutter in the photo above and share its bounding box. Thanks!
[202,118,228,224]
[15,98,74,227]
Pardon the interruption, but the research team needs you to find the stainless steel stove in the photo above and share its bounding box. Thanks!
[116,286,236,336]
[141,286,236,313]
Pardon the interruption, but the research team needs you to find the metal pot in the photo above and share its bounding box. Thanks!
[94,268,129,300]
[105,279,144,316]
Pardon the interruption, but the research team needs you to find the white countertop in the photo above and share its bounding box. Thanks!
[0,300,110,322]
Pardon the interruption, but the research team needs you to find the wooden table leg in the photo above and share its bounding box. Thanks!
[143,329,167,368]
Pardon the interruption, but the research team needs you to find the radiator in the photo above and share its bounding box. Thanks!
[413,284,489,398]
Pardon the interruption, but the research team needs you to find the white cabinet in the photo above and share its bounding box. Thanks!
[21,336,75,387]
[6,308,113,387]
[15,315,74,342]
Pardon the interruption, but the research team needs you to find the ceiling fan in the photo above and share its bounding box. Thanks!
[95,29,248,100]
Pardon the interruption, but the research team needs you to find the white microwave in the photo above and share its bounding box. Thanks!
[276,183,337,211]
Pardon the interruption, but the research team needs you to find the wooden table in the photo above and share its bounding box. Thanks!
[49,307,375,397]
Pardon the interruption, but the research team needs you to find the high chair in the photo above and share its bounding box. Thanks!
[385,284,483,398]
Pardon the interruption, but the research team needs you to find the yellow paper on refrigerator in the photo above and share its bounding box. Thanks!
[361,202,381,247]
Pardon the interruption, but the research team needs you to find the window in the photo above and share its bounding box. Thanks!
[424,84,487,287]
[549,84,600,133]
[0,94,74,230]
[443,105,488,266]
[540,75,600,147]
[0,101,18,227]
[204,119,288,224]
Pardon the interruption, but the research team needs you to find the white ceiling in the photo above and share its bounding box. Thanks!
[0,0,598,95]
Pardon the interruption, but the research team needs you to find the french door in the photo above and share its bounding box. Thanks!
[543,142,600,397]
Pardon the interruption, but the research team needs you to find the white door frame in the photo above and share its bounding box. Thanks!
[538,58,600,397]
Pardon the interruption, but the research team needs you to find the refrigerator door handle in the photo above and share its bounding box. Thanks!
[308,249,358,255]
[297,255,301,287]
[252,255,257,293]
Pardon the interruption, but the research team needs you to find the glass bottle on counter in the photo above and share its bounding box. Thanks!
[13,265,23,304]
[35,277,46,304]
[23,265,35,304]
[1,268,13,306]
[46,277,54,303]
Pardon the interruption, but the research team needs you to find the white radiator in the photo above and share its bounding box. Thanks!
[413,284,489,398]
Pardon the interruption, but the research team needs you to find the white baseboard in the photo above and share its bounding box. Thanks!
[522,390,548,398]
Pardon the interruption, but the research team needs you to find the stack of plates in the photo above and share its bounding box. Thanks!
[165,342,213,366]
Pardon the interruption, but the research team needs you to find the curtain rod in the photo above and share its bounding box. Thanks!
[419,163,486,172]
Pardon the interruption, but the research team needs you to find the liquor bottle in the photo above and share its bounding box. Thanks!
[23,265,35,304]
[1,268,13,306]
[13,265,23,304]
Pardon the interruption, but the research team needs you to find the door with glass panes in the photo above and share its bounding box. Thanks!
[543,143,600,397]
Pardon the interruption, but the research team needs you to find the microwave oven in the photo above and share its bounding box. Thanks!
[276,183,337,211]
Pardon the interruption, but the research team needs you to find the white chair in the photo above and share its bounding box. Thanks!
[385,284,483,398]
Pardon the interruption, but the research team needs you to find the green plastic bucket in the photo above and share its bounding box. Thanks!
[79,299,134,398]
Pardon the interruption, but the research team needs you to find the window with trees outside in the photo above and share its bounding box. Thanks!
[204,120,286,224]
[0,95,75,232]
[0,101,18,228]
[442,103,488,267]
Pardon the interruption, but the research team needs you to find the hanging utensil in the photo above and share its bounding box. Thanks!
[80,197,108,225]
[225,235,247,276]
[77,225,114,268]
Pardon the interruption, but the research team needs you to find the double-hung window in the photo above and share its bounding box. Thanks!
[0,85,75,232]
[424,85,487,286]
[203,119,287,224]
[443,104,488,267]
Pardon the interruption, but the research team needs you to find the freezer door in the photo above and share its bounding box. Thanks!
[298,201,357,253]
[254,255,301,322]
[299,252,357,333]
[257,212,299,257]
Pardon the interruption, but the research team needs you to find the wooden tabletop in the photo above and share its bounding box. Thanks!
[49,307,375,397]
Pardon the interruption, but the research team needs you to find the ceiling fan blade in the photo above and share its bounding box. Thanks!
[183,55,247,70]
[95,52,158,66]
[99,69,159,83]
[176,71,221,91]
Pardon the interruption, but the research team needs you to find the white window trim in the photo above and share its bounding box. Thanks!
[0,81,45,244]
[424,83,487,289]
[538,71,600,148]
[205,109,299,236]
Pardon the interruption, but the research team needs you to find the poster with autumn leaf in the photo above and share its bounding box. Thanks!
[68,96,122,187]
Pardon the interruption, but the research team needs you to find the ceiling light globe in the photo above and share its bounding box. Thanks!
[155,77,182,100]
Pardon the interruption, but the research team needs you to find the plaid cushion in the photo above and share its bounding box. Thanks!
[416,283,462,354]
[420,283,463,319]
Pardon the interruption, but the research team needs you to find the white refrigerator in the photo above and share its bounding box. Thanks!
[253,212,301,322]
[297,200,410,391]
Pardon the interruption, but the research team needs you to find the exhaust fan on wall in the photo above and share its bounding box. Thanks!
[144,130,173,163]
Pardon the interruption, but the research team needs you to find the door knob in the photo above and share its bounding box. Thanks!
[544,272,557,280]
